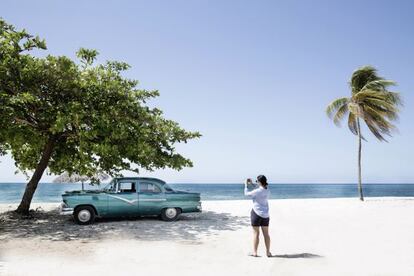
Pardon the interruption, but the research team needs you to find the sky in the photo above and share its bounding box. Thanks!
[1,0,413,183]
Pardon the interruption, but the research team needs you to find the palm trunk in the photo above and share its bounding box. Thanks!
[15,137,56,214]
[356,118,364,201]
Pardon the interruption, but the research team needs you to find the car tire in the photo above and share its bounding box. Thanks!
[161,207,181,221]
[74,206,96,225]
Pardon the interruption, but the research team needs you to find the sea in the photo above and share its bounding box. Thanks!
[1,183,414,203]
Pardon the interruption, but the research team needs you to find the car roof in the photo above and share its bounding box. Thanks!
[114,177,166,184]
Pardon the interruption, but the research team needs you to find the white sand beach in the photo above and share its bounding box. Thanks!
[1,198,414,276]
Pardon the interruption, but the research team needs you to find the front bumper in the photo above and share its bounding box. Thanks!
[59,202,74,215]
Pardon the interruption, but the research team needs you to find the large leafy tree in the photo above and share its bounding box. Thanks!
[0,19,201,214]
[326,66,402,201]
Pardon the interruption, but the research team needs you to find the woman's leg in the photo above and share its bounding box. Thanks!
[252,226,260,255]
[261,226,271,256]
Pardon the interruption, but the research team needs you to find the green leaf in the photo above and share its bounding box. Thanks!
[326,97,349,119]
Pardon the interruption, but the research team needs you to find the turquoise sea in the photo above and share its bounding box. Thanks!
[1,183,414,203]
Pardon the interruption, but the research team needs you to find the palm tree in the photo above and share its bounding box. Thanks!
[326,66,402,201]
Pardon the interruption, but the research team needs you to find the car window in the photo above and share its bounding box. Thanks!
[140,182,161,193]
[118,182,136,193]
[104,181,117,192]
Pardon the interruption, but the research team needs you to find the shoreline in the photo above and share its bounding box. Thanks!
[1,198,414,275]
[1,182,414,184]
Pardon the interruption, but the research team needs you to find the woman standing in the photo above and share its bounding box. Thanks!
[244,175,272,257]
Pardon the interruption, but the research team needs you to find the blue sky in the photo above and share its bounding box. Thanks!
[1,0,413,183]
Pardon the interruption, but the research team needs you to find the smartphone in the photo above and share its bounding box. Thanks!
[246,178,256,189]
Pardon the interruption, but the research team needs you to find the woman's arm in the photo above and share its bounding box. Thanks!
[244,179,258,197]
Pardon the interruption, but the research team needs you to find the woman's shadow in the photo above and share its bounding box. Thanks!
[270,253,323,258]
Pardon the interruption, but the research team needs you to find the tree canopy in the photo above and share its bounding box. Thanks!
[0,18,201,213]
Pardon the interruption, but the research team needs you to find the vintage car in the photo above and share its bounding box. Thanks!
[60,177,202,225]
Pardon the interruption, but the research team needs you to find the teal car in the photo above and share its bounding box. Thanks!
[60,177,202,225]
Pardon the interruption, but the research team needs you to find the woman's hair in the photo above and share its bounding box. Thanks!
[257,175,268,189]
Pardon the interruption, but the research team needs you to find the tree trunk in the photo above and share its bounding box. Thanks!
[356,118,364,201]
[15,137,56,214]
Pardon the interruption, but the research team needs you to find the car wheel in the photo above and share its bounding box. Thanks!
[161,207,181,221]
[74,206,96,225]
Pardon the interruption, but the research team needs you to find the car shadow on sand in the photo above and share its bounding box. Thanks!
[0,208,249,243]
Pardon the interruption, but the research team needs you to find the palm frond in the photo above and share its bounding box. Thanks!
[354,90,401,107]
[333,103,349,126]
[347,112,366,140]
[363,105,395,134]
[354,89,388,102]
[326,97,349,119]
[361,79,396,91]
[350,66,382,94]
[354,88,401,123]
[363,98,399,121]
[363,97,398,113]
[347,112,358,136]
[385,92,402,106]
[364,119,388,142]
[363,105,398,142]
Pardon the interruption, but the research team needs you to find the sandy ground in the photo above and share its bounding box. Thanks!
[1,198,414,276]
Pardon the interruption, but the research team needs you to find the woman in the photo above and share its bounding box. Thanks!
[244,175,272,257]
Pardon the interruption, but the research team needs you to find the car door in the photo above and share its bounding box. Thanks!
[106,179,139,217]
[138,181,166,215]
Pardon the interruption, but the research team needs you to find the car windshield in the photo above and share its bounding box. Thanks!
[103,180,116,192]
[164,183,174,192]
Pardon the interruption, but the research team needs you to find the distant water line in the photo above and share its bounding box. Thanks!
[1,183,414,203]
